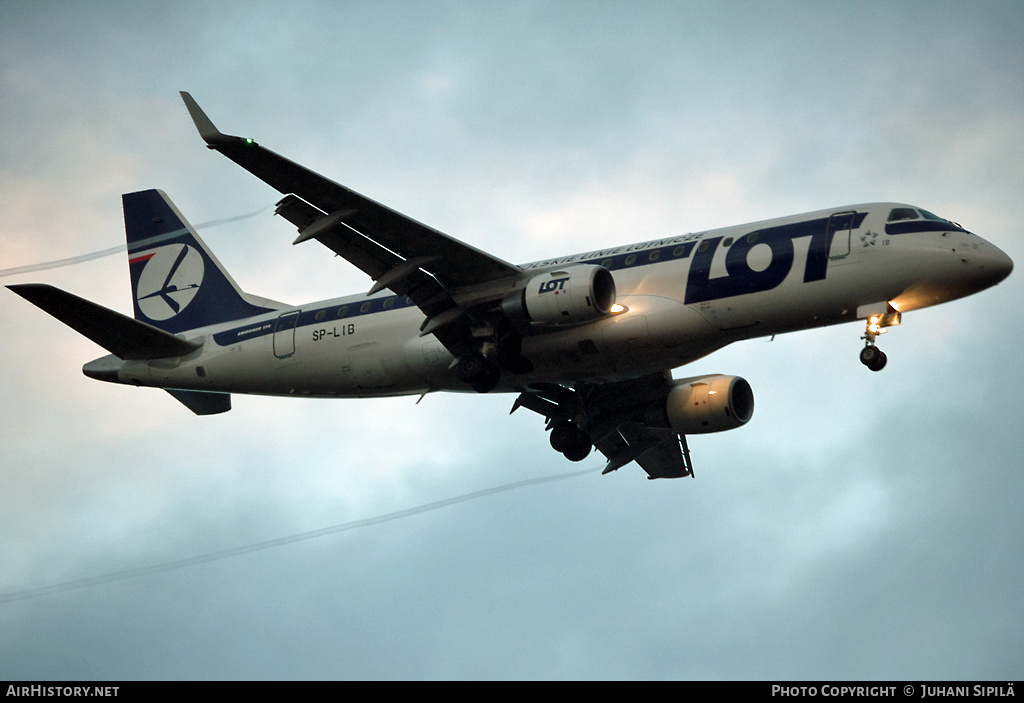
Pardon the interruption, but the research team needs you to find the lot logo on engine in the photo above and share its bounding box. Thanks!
[539,277,569,294]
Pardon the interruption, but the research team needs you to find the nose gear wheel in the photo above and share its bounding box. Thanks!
[859,344,887,371]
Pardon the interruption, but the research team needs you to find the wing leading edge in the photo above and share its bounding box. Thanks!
[179,92,523,353]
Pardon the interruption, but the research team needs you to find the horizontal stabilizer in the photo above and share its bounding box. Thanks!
[166,389,231,415]
[8,283,201,360]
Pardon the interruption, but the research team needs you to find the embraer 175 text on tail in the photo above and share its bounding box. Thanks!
[9,92,1014,479]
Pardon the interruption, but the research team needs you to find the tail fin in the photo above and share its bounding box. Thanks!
[124,189,279,333]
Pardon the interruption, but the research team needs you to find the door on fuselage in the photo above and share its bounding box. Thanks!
[273,310,300,359]
[827,211,857,261]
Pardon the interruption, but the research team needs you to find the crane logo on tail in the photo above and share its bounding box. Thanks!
[130,243,205,321]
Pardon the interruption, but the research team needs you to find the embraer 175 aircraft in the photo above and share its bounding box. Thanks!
[9,92,1014,479]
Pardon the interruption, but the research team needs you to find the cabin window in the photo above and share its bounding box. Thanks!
[315,310,326,322]
[337,305,349,318]
[382,297,395,310]
[360,301,372,313]
[648,250,660,262]
[673,246,687,257]
[624,254,636,266]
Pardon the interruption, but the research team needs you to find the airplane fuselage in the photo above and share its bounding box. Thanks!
[84,202,1012,398]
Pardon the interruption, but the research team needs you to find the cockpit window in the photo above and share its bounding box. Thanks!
[885,207,968,235]
[887,207,919,222]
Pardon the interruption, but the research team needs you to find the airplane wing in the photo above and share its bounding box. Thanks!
[179,92,523,352]
[512,372,695,479]
[594,423,693,479]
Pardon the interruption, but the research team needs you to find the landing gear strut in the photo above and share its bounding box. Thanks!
[859,310,900,372]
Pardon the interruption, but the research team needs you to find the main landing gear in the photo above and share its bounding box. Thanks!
[455,350,500,393]
[548,420,592,462]
[454,323,534,393]
[859,310,901,372]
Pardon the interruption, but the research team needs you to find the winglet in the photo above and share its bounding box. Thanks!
[180,91,252,148]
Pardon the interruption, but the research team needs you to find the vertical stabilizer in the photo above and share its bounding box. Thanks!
[124,189,277,333]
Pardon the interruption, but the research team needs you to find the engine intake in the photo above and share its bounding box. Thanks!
[664,374,754,434]
[502,265,616,326]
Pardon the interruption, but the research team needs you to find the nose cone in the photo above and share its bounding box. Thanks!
[977,241,1014,288]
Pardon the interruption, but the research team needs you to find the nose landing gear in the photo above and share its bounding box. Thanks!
[859,343,887,372]
[859,310,901,372]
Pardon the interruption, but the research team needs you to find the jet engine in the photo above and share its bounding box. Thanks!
[502,265,616,326]
[663,374,754,434]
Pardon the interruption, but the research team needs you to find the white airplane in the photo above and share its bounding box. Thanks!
[9,92,1014,479]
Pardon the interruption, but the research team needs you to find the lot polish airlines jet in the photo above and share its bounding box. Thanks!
[9,93,1014,479]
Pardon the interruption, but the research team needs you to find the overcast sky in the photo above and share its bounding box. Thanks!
[2,1,1022,680]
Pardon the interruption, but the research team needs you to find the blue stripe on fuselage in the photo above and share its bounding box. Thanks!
[212,294,419,346]
[210,212,867,345]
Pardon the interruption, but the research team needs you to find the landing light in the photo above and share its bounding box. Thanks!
[865,310,902,338]
[610,303,628,314]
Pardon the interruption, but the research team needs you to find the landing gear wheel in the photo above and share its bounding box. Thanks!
[860,345,880,366]
[549,421,577,453]
[549,421,592,461]
[562,435,592,462]
[455,351,485,382]
[859,345,887,372]
[456,352,500,393]
[470,366,500,393]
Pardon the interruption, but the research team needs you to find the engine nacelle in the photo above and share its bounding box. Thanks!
[664,374,754,434]
[502,265,616,326]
